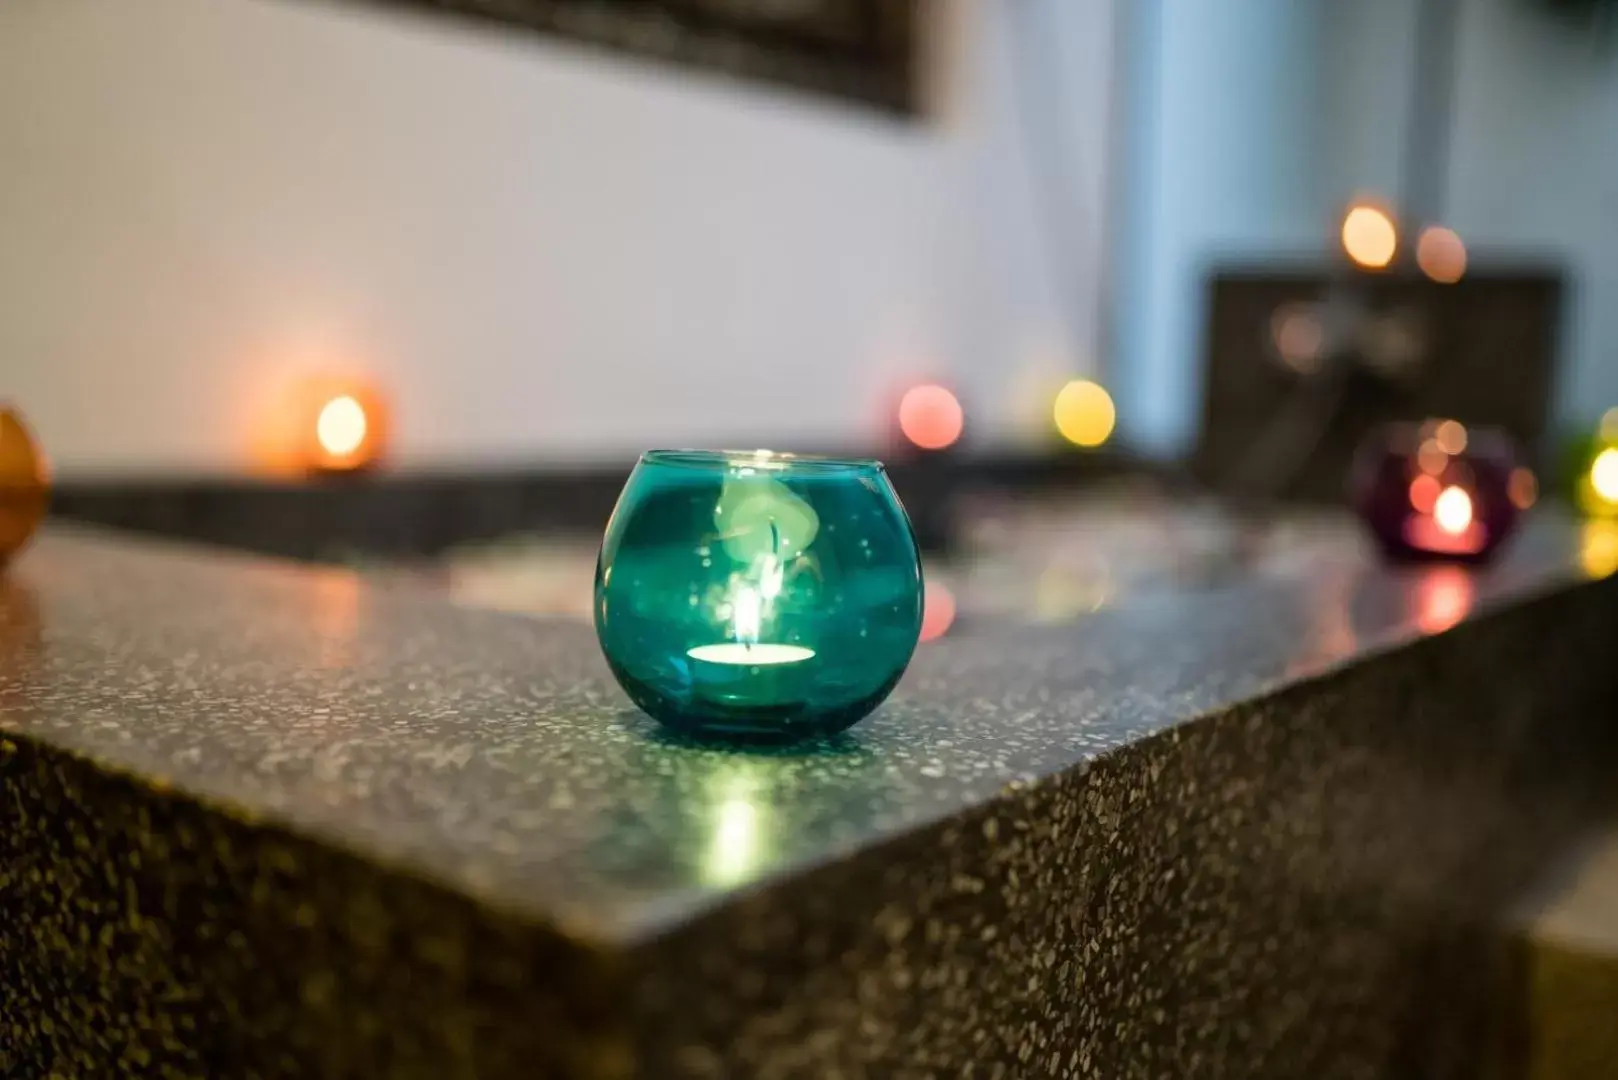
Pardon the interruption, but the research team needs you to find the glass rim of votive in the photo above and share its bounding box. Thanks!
[641,448,887,476]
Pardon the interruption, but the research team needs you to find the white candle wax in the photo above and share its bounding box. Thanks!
[687,643,815,666]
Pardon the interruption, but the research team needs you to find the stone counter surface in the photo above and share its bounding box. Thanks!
[1,522,1615,1078]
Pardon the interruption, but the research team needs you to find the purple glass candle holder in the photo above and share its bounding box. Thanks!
[1350,420,1532,564]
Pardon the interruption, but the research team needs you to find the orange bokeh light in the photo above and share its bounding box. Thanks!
[1417,438,1449,475]
[1433,419,1467,456]
[297,378,388,473]
[1508,467,1538,511]
[1416,226,1467,284]
[251,373,390,476]
[1342,204,1398,270]
[898,384,964,451]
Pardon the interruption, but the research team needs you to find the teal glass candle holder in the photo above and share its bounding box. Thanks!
[595,450,924,744]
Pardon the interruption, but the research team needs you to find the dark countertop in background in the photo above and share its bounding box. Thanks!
[2,519,1616,1077]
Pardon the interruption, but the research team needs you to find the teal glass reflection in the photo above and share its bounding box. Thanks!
[595,450,923,743]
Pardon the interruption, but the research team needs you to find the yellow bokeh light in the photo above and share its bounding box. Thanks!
[1416,226,1467,284]
[1591,447,1618,504]
[316,395,368,458]
[1342,204,1398,270]
[1582,521,1618,579]
[1433,485,1474,537]
[1601,408,1618,439]
[1053,380,1116,448]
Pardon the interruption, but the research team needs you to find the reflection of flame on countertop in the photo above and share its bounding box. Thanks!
[1413,566,1475,636]
[0,576,44,676]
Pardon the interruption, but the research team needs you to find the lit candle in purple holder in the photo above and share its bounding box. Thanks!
[1350,420,1535,564]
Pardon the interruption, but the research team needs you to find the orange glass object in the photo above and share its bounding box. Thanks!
[0,407,49,565]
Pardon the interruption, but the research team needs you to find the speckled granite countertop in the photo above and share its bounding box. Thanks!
[2,520,1616,1078]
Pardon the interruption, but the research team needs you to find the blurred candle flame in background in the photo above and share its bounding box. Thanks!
[898,384,964,451]
[1433,419,1467,456]
[1417,438,1450,476]
[1433,485,1473,537]
[307,382,387,473]
[1416,226,1467,284]
[317,395,369,459]
[251,374,389,476]
[1408,473,1442,514]
[1052,380,1116,448]
[1342,203,1398,270]
[1591,448,1618,505]
[1576,417,1618,518]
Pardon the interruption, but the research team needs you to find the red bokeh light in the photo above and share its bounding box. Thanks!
[919,580,957,642]
[1408,474,1441,514]
[898,384,964,451]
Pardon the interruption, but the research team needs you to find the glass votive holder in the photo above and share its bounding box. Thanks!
[1350,420,1527,564]
[595,450,924,744]
[0,406,49,568]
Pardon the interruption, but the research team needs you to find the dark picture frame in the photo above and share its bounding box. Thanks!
[309,0,921,114]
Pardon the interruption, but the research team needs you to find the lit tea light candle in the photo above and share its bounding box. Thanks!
[595,450,923,743]
[1401,483,1486,556]
[249,374,390,477]
[688,643,816,665]
[687,581,816,666]
[316,395,369,460]
[1352,421,1524,564]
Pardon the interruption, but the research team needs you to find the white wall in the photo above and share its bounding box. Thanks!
[0,0,1116,476]
[1113,0,1329,455]
[1444,0,1618,426]
[1322,0,1618,429]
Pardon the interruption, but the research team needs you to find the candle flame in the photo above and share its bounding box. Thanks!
[316,394,368,458]
[1433,486,1474,537]
[731,585,763,644]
